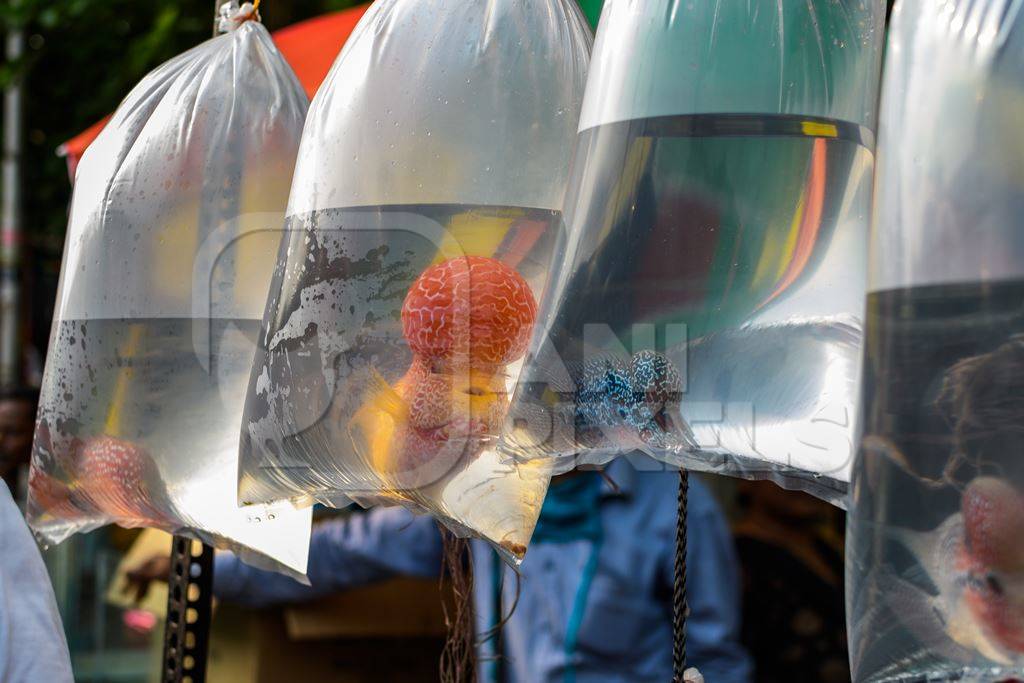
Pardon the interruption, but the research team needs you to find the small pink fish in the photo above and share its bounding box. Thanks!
[868,477,1024,665]
[27,466,83,520]
[960,478,1024,655]
[77,436,167,527]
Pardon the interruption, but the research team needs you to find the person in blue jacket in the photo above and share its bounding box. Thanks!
[130,458,751,682]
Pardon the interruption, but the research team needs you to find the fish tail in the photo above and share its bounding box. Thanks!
[365,366,409,424]
[347,366,407,483]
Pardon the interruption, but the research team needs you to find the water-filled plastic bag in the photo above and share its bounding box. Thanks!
[236,0,590,560]
[29,14,312,576]
[847,0,1024,678]
[501,0,885,503]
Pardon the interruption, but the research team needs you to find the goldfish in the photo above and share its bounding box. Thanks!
[350,255,536,488]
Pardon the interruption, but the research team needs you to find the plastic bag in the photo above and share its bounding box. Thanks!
[28,14,312,577]
[846,0,1024,678]
[236,0,591,561]
[499,0,886,504]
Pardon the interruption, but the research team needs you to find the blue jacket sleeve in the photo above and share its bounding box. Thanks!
[668,482,753,683]
[214,506,443,608]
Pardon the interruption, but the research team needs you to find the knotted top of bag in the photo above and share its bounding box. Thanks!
[217,0,261,33]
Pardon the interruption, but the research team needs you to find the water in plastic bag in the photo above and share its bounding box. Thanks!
[500,0,886,503]
[237,0,591,561]
[29,17,312,577]
[847,0,1024,679]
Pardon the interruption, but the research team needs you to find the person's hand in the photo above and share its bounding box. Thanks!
[682,668,704,683]
[123,553,171,603]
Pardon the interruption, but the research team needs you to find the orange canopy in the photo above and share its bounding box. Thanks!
[57,4,369,179]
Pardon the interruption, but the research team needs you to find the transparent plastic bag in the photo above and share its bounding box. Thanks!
[500,0,886,504]
[847,0,1024,679]
[236,0,591,561]
[28,16,312,577]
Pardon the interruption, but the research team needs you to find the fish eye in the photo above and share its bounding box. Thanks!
[965,572,985,590]
[986,573,1005,596]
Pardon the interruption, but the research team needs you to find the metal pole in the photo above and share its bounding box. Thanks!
[1,28,25,388]
[161,538,215,683]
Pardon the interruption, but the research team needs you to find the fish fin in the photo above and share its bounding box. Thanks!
[365,366,409,424]
[348,367,406,481]
[863,565,977,665]
[862,434,950,489]
[868,560,1013,666]
[947,601,1014,665]
[885,514,965,589]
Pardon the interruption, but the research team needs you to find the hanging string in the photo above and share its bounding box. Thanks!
[439,526,476,683]
[672,468,689,682]
[216,0,261,34]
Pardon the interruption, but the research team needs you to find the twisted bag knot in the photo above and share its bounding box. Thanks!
[217,1,260,33]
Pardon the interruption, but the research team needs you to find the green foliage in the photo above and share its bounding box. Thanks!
[576,0,602,29]
[0,1,362,349]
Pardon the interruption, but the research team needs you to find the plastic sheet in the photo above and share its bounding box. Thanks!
[236,0,591,561]
[499,0,886,504]
[846,0,1024,679]
[28,16,312,577]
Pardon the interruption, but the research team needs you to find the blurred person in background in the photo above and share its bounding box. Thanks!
[732,480,849,682]
[128,457,751,682]
[0,387,39,497]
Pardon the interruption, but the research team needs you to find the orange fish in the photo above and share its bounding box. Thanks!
[401,255,537,370]
[77,436,168,527]
[350,361,507,489]
[351,255,535,488]
[27,467,83,521]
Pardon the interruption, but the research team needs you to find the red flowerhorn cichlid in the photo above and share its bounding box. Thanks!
[76,436,172,527]
[863,477,1024,667]
[349,255,536,490]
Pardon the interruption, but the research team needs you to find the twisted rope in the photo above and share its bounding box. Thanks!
[673,468,689,681]
[439,526,476,683]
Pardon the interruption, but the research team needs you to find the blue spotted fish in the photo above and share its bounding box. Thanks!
[571,350,692,452]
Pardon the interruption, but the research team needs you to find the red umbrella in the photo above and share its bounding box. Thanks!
[57,4,369,179]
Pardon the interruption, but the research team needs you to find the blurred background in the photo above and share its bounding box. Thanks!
[0,0,367,357]
[0,1,851,681]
